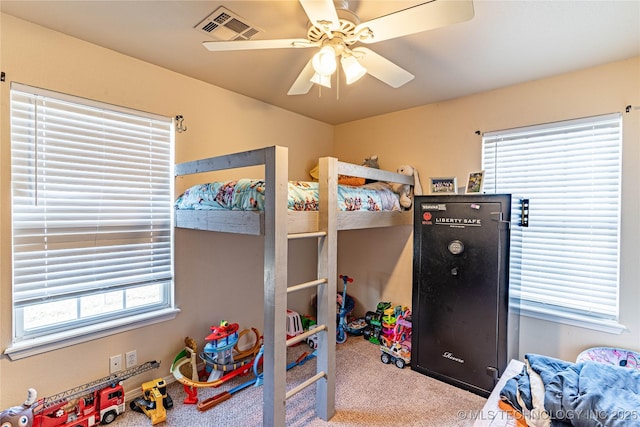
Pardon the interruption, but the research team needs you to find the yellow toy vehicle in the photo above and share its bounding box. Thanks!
[130,378,173,425]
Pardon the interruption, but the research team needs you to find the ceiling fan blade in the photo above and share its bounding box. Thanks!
[353,47,414,88]
[287,58,316,95]
[203,38,316,51]
[355,0,474,44]
[299,0,340,31]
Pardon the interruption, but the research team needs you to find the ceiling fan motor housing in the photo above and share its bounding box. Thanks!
[307,19,358,45]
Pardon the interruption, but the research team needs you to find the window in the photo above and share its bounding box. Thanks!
[482,113,622,332]
[9,83,175,357]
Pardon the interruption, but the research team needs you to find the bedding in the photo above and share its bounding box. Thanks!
[576,347,640,369]
[175,179,401,212]
[500,353,640,427]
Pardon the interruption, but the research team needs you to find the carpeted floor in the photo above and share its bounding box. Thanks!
[114,337,486,426]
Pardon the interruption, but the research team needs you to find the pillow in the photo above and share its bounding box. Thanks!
[338,175,365,186]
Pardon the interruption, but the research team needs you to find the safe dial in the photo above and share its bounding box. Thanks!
[448,240,464,255]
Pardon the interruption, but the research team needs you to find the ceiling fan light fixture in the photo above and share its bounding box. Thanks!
[341,55,367,85]
[312,45,337,76]
[310,72,332,88]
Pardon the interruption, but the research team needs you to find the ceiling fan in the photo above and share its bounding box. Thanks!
[202,0,474,95]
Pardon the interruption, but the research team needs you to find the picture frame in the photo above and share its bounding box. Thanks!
[465,170,485,194]
[429,177,458,194]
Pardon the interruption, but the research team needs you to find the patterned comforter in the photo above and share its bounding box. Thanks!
[175,179,401,212]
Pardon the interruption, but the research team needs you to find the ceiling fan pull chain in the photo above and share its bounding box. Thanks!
[336,63,340,100]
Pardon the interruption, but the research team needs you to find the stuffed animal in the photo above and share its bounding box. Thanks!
[309,155,379,184]
[362,155,379,169]
[390,165,423,209]
[362,155,380,184]
[0,388,36,427]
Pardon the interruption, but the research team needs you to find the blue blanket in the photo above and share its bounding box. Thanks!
[501,353,640,426]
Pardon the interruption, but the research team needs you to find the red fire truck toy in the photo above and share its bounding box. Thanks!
[31,360,160,427]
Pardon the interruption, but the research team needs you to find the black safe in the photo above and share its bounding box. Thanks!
[411,194,518,397]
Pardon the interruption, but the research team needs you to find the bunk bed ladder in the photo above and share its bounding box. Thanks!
[285,157,337,422]
[285,232,331,404]
[264,152,337,425]
[310,156,338,421]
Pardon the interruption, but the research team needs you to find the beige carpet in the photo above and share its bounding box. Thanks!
[114,337,486,426]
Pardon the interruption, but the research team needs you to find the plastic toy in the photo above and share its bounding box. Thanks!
[346,317,367,335]
[381,311,396,344]
[129,378,173,425]
[380,306,411,348]
[300,315,319,349]
[170,324,262,404]
[300,315,316,331]
[336,274,354,344]
[196,345,316,412]
[171,343,257,390]
[24,361,159,427]
[376,301,392,312]
[378,305,412,368]
[306,333,319,350]
[380,343,411,369]
[393,308,412,351]
[0,389,37,427]
[363,309,383,344]
[202,320,241,381]
[177,337,200,405]
[198,321,261,384]
[286,310,304,340]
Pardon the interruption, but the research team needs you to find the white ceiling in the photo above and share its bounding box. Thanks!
[2,0,639,125]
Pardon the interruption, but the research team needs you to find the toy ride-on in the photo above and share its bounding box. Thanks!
[336,274,355,344]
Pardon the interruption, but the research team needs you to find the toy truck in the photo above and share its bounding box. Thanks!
[129,378,172,426]
[32,361,159,427]
[380,344,411,369]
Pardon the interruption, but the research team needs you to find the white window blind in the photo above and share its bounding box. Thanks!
[482,113,621,328]
[10,83,174,343]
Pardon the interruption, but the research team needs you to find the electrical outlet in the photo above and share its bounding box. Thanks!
[110,354,122,373]
[125,350,137,368]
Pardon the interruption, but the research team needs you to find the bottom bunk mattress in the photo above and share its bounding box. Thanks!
[499,353,640,427]
[175,179,401,212]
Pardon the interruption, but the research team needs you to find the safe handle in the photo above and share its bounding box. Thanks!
[490,211,511,228]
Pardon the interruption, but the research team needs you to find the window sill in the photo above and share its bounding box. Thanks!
[519,306,626,335]
[3,307,181,360]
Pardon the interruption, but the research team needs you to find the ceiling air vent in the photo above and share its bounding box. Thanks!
[194,6,263,41]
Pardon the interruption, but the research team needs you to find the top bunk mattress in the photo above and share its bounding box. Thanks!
[175,179,402,212]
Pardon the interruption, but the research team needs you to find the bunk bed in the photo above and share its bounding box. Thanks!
[174,145,414,426]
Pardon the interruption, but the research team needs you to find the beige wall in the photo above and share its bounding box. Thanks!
[1,11,639,410]
[0,14,332,407]
[334,56,640,362]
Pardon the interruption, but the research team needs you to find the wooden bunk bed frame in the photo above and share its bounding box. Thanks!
[174,145,414,425]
